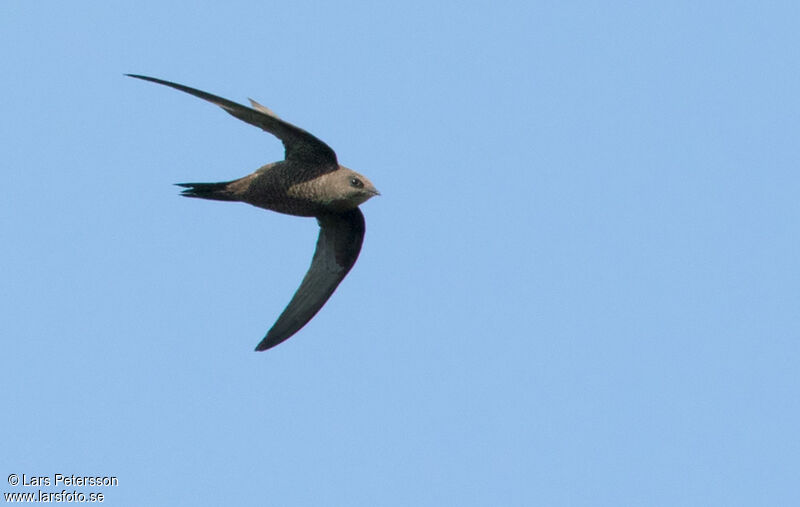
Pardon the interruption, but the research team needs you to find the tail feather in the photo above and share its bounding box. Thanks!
[176,181,237,201]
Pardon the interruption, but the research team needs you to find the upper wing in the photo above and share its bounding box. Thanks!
[255,208,366,351]
[127,74,337,165]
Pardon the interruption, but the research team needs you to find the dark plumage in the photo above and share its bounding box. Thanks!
[128,74,379,351]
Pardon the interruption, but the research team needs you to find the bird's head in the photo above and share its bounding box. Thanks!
[326,166,380,210]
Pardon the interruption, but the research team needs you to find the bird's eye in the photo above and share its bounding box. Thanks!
[350,177,364,188]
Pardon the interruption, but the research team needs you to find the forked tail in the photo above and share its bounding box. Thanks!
[176,181,237,201]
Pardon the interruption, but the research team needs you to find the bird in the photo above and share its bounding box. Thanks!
[127,74,379,351]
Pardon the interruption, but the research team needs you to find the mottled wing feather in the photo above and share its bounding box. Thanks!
[248,98,280,118]
[255,208,366,351]
[126,74,337,165]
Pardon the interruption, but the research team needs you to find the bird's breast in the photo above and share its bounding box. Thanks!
[240,164,326,217]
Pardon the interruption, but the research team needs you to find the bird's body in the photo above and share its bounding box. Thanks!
[181,160,372,217]
[128,74,379,351]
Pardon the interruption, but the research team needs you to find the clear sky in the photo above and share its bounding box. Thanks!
[2,1,799,505]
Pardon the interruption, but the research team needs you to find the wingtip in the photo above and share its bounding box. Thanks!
[254,339,272,352]
[125,74,167,85]
[255,332,287,352]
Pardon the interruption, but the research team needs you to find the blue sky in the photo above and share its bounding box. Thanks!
[2,1,799,505]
